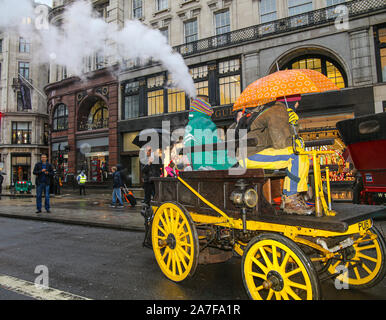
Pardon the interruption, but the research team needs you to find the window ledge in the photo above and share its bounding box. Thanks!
[179,0,199,8]
[153,8,171,17]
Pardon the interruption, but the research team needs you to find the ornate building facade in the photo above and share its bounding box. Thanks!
[0,4,50,188]
[45,0,386,189]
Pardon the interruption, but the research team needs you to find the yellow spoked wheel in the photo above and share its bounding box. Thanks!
[242,234,321,300]
[152,203,199,283]
[327,227,386,289]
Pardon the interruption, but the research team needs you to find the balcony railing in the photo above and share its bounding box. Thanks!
[122,0,386,70]
[174,0,386,57]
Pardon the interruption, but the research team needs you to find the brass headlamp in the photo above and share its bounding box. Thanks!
[230,180,258,209]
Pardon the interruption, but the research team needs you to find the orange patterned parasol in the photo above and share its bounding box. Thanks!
[233,69,340,111]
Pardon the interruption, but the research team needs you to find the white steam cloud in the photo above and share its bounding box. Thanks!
[1,0,197,98]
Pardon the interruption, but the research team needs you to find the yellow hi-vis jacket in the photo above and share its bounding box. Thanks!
[78,174,87,185]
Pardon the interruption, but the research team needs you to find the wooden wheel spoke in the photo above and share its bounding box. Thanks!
[285,267,302,278]
[285,286,302,300]
[357,244,376,251]
[353,264,361,280]
[177,231,190,241]
[166,250,172,269]
[280,252,290,271]
[272,245,279,268]
[157,226,168,238]
[357,252,378,263]
[159,215,170,234]
[259,247,272,269]
[251,256,268,275]
[286,280,307,291]
[247,271,266,280]
[267,289,274,300]
[161,247,170,261]
[361,262,373,275]
[179,241,193,248]
[174,251,183,276]
[176,244,191,261]
[176,246,189,270]
[280,289,289,300]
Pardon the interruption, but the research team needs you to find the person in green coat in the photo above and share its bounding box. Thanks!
[183,96,237,171]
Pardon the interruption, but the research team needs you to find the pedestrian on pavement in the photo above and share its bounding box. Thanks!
[76,170,87,196]
[110,166,124,209]
[33,154,54,213]
[77,171,87,196]
[141,146,162,206]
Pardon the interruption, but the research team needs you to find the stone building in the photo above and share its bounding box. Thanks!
[45,0,121,183]
[45,0,386,190]
[118,0,386,188]
[0,5,51,188]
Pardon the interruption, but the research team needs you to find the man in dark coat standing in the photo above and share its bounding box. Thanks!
[33,154,54,213]
[141,146,163,206]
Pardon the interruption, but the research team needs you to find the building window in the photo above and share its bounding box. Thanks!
[52,103,68,131]
[156,0,168,11]
[18,62,30,79]
[11,154,31,184]
[218,58,241,105]
[375,25,386,83]
[284,55,347,88]
[0,39,3,53]
[215,10,230,35]
[95,2,109,19]
[191,65,209,97]
[17,91,25,111]
[160,27,169,43]
[133,0,143,18]
[123,81,140,119]
[184,19,198,43]
[88,101,109,130]
[19,37,30,53]
[326,0,346,6]
[288,0,313,16]
[12,122,31,145]
[147,75,165,116]
[260,0,277,23]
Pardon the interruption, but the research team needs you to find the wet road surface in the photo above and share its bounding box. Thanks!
[0,217,385,300]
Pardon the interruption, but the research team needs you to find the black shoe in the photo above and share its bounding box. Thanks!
[36,210,42,214]
[46,210,51,213]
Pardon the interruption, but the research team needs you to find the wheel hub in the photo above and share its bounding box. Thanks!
[263,271,284,292]
[167,234,177,249]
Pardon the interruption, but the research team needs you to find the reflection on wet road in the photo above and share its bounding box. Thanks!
[0,217,385,300]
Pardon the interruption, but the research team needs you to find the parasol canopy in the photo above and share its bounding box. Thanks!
[233,69,341,111]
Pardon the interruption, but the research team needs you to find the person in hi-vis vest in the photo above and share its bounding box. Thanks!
[77,171,87,196]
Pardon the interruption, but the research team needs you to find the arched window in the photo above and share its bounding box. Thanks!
[87,100,109,129]
[52,104,68,131]
[283,55,347,89]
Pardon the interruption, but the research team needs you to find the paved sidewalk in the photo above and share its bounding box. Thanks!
[0,195,146,232]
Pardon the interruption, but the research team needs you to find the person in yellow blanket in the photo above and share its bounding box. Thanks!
[238,95,313,216]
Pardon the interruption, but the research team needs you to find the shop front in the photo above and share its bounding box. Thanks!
[76,137,109,182]
[11,153,31,186]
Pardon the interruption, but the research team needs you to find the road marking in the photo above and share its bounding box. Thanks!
[0,274,91,300]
